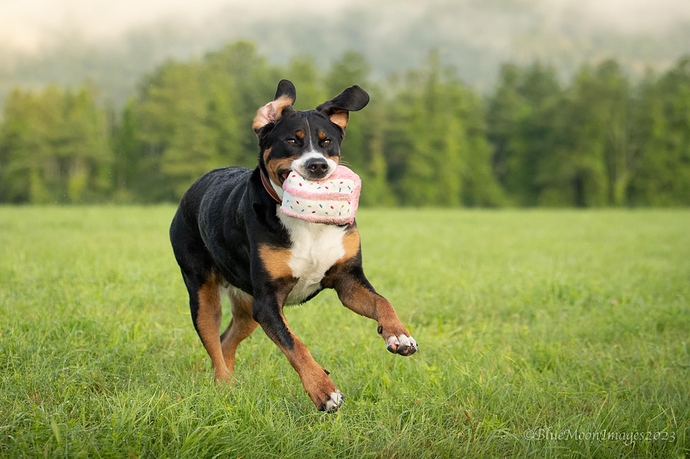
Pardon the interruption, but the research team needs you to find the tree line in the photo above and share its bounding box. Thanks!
[1,41,689,206]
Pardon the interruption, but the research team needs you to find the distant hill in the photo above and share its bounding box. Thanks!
[1,0,689,108]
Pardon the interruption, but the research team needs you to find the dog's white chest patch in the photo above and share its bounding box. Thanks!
[278,210,346,304]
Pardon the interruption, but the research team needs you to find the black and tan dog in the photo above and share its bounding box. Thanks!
[169,80,417,411]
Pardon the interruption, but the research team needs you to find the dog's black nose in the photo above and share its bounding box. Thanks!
[305,157,329,176]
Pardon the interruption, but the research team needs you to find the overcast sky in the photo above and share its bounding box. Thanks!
[1,0,688,52]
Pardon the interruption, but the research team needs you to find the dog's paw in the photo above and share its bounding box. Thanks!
[320,390,344,412]
[303,368,343,412]
[386,334,418,356]
[312,389,343,412]
[213,368,233,385]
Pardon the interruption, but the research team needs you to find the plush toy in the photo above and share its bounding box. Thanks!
[280,165,361,225]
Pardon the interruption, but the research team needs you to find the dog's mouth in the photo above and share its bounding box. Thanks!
[278,169,291,185]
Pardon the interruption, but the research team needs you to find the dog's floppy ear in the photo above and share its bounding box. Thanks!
[253,79,297,132]
[316,85,370,130]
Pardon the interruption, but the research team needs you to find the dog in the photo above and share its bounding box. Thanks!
[169,79,417,412]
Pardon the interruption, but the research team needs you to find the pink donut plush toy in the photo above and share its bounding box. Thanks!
[280,165,361,225]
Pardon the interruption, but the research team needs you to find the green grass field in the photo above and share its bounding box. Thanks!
[1,206,688,458]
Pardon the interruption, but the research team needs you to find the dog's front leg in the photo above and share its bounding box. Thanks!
[252,281,343,412]
[330,266,418,356]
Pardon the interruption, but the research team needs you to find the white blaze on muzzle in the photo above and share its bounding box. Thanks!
[290,151,338,181]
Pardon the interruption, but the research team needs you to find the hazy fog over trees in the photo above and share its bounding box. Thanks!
[2,0,690,107]
[1,0,689,207]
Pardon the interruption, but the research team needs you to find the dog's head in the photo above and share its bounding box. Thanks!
[253,79,369,192]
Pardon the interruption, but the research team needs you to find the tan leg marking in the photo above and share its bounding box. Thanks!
[336,281,403,333]
[196,279,230,382]
[335,279,416,356]
[263,310,342,411]
[220,290,258,374]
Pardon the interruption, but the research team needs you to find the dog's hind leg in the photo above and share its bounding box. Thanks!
[220,288,258,375]
[188,273,231,383]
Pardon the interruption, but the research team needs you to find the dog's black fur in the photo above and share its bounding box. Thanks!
[169,80,417,411]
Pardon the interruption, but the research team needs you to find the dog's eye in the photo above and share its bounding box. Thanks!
[286,138,298,146]
[322,139,332,147]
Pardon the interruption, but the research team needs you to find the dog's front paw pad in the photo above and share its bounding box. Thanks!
[386,334,418,356]
[323,391,343,412]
